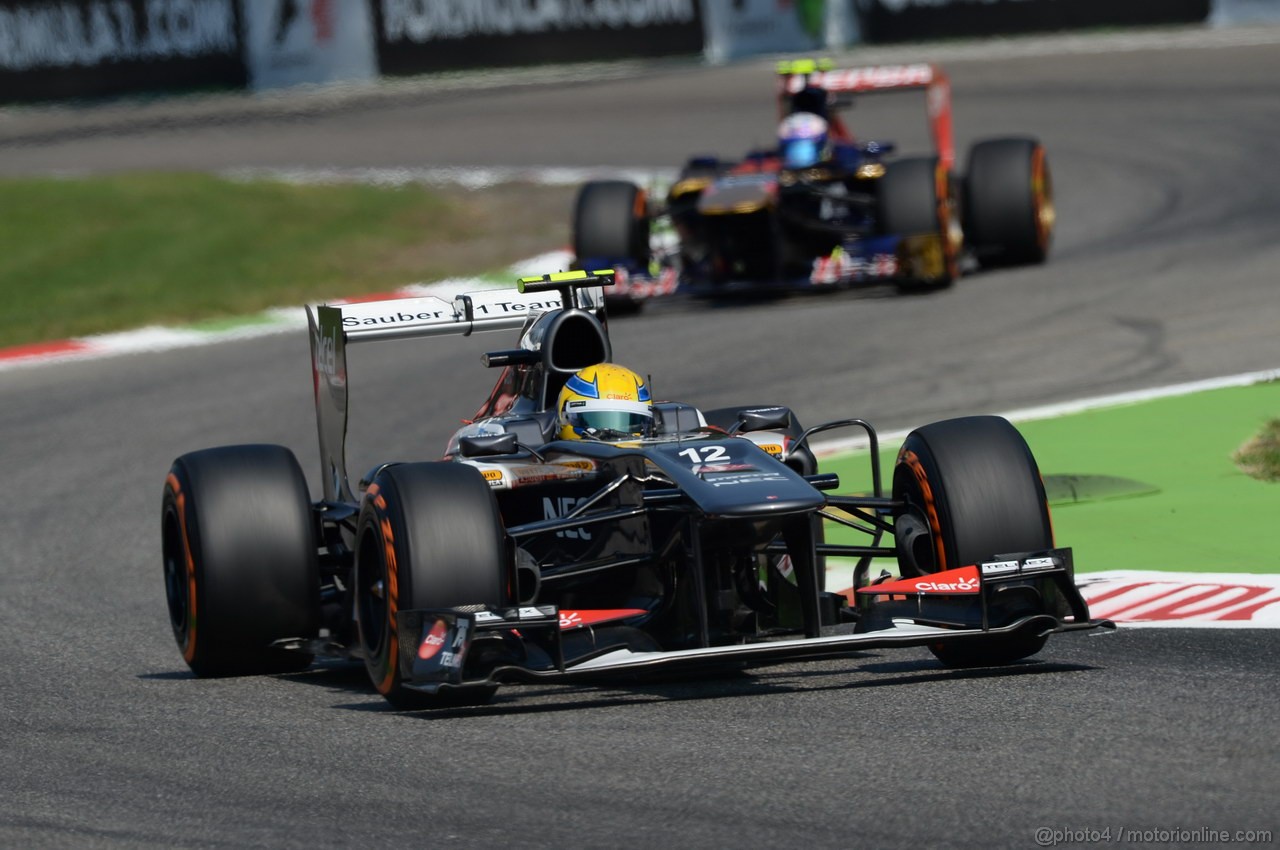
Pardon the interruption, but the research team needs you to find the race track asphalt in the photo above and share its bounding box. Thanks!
[1,26,1277,849]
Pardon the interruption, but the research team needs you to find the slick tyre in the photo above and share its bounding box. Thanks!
[355,463,511,710]
[963,137,1054,266]
[573,179,651,315]
[891,416,1054,666]
[161,445,320,677]
[573,179,650,268]
[878,156,960,288]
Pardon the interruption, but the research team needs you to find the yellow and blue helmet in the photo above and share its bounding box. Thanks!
[557,363,654,441]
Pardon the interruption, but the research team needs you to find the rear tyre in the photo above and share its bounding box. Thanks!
[878,156,960,288]
[161,445,319,677]
[891,416,1054,666]
[963,137,1054,266]
[355,463,511,709]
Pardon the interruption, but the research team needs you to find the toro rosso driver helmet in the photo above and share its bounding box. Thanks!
[557,363,654,441]
[778,111,829,169]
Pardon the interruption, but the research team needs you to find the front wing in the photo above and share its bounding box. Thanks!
[399,610,1102,697]
[397,551,1112,697]
[598,230,952,302]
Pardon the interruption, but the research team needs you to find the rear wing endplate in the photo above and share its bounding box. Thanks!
[307,272,610,501]
[776,60,954,171]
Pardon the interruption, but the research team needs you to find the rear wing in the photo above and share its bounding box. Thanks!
[776,60,954,171]
[307,271,611,501]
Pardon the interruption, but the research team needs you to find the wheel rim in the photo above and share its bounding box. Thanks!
[161,507,191,644]
[356,529,390,661]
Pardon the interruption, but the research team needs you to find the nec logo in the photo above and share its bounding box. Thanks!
[542,497,591,540]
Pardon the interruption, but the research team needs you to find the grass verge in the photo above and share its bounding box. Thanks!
[0,173,576,348]
[821,380,1280,575]
[1235,417,1280,482]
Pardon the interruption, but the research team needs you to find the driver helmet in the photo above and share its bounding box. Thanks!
[557,363,654,441]
[778,111,829,169]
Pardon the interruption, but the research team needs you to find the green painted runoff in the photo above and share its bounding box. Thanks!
[820,380,1280,575]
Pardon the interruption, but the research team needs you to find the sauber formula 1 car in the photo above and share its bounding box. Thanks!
[573,61,1054,310]
[162,271,1106,709]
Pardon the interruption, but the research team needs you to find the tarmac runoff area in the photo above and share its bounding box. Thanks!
[2,255,1275,628]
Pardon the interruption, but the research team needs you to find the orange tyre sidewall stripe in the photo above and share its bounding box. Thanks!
[166,472,199,663]
[368,485,400,695]
[1041,473,1057,546]
[1031,145,1053,252]
[934,163,960,279]
[899,450,947,572]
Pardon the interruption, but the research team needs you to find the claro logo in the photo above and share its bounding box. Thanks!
[913,576,978,592]
[417,619,449,660]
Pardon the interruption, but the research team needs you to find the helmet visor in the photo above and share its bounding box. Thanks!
[565,399,653,439]
[782,138,820,168]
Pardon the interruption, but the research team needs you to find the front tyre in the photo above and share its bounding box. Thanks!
[878,155,961,288]
[355,463,511,709]
[573,179,651,315]
[891,416,1054,666]
[161,445,320,677]
[572,179,650,269]
[963,137,1054,267]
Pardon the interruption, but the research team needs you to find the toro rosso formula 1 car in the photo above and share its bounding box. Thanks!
[161,271,1106,709]
[573,61,1054,309]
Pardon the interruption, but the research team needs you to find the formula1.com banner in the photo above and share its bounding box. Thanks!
[371,0,704,76]
[0,0,245,102]
[851,0,1212,43]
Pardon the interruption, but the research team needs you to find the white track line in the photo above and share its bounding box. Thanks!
[809,368,1280,458]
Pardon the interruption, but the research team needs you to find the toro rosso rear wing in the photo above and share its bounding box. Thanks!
[307,270,611,502]
[777,60,954,171]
